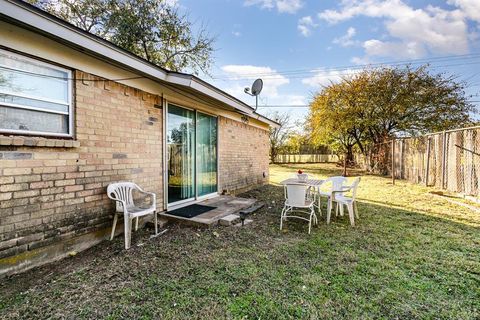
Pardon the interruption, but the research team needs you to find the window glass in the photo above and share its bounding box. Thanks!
[0,106,69,134]
[0,49,72,136]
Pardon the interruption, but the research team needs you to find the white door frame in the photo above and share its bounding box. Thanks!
[164,102,219,210]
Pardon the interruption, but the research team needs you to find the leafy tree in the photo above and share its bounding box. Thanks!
[30,0,215,74]
[308,65,475,171]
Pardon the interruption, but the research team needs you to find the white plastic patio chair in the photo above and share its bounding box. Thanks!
[319,176,347,220]
[330,177,361,226]
[289,173,324,216]
[107,182,158,249]
[280,183,318,234]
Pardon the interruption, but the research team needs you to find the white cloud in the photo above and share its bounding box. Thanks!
[297,16,317,37]
[244,0,303,14]
[333,27,357,47]
[363,39,426,59]
[448,0,480,21]
[217,65,307,107]
[350,56,369,65]
[221,65,289,98]
[302,69,361,88]
[281,95,306,105]
[232,31,242,37]
[319,0,471,59]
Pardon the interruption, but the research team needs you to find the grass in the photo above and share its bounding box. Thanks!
[1,163,479,319]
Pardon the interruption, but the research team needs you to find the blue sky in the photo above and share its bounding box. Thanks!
[179,0,480,122]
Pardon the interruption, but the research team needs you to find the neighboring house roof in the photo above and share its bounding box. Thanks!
[0,0,279,128]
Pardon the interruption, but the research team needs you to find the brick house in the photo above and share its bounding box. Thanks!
[0,0,278,276]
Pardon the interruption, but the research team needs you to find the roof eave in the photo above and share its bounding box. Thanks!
[0,0,256,116]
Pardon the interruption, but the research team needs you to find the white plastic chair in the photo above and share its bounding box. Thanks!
[280,183,318,234]
[330,177,361,226]
[319,176,347,220]
[107,182,158,249]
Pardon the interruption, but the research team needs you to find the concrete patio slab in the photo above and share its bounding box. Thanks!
[160,195,257,226]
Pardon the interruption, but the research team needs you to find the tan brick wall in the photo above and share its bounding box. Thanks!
[218,117,270,193]
[0,71,163,260]
[0,70,271,268]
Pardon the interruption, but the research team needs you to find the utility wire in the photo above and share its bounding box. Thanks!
[211,53,480,80]
[256,100,480,108]
[213,59,480,81]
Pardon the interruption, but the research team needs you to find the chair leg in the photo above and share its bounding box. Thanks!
[135,217,139,231]
[327,199,332,224]
[280,206,285,230]
[347,203,355,226]
[339,203,344,217]
[124,215,131,250]
[335,202,339,216]
[110,214,118,240]
[154,211,158,235]
[327,197,333,223]
[317,192,322,216]
[354,202,359,219]
[308,208,313,234]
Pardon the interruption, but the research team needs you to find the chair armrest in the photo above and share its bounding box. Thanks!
[332,186,353,195]
[139,191,157,208]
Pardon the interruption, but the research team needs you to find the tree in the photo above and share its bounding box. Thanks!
[308,65,475,172]
[266,111,292,163]
[30,0,215,74]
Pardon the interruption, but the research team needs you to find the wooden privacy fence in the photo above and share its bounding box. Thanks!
[384,126,479,199]
[274,154,339,164]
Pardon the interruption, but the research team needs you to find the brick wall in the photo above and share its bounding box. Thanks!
[0,70,271,275]
[218,117,270,193]
[0,71,163,262]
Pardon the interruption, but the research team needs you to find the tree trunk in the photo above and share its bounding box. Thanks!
[345,145,354,164]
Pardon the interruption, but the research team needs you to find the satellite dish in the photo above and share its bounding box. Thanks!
[251,78,263,96]
[244,78,263,111]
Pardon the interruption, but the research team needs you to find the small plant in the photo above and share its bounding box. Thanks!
[297,169,303,174]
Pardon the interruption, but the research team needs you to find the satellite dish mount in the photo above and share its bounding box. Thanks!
[244,78,263,111]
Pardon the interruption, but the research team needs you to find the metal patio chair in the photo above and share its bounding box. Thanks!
[107,182,158,249]
[280,182,318,234]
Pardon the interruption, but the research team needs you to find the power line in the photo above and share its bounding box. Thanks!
[211,52,480,80]
[256,100,480,108]
[210,61,480,86]
[258,104,310,108]
[213,59,480,82]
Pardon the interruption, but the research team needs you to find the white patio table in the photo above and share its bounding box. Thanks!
[280,178,325,214]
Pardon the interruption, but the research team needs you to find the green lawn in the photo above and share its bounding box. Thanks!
[1,163,479,319]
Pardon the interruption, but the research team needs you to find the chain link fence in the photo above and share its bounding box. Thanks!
[364,126,480,199]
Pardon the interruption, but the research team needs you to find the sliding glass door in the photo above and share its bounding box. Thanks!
[197,112,218,197]
[167,105,218,205]
[167,105,195,203]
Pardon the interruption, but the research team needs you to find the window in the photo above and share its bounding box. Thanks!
[0,49,73,137]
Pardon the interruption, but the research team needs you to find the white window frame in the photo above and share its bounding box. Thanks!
[0,49,73,138]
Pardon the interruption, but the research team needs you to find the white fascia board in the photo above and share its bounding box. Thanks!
[254,113,281,128]
[165,73,253,114]
[189,78,254,114]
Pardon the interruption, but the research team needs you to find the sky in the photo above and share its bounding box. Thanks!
[178,0,480,122]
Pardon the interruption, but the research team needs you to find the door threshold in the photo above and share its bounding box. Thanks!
[167,193,219,211]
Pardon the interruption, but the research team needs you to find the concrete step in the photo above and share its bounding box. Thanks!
[219,214,240,226]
